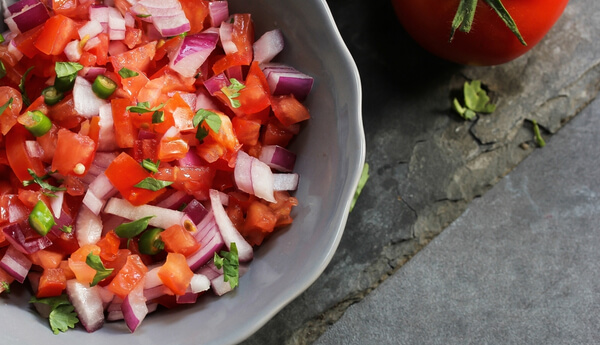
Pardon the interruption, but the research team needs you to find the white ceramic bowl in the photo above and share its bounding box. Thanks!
[0,0,364,344]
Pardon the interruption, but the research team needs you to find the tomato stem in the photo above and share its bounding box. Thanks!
[450,0,527,46]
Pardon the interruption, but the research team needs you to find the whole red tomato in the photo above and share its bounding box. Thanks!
[392,0,569,65]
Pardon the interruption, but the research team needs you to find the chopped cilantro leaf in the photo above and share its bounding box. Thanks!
[1,281,10,293]
[220,78,245,109]
[0,97,13,117]
[86,253,114,286]
[193,109,222,140]
[114,216,154,238]
[214,242,239,289]
[134,177,173,191]
[126,102,164,114]
[23,169,66,195]
[19,66,35,107]
[29,294,79,334]
[118,67,139,79]
[59,225,73,233]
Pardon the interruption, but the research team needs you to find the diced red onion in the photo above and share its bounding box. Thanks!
[122,281,148,333]
[234,150,253,194]
[177,150,204,168]
[66,280,104,332]
[226,65,243,81]
[89,5,109,33]
[251,157,276,203]
[49,191,65,219]
[108,7,126,40]
[195,89,219,111]
[189,273,210,293]
[210,274,232,296]
[25,140,43,158]
[203,72,229,95]
[6,0,39,15]
[219,21,236,54]
[81,66,107,82]
[182,199,209,225]
[104,198,196,231]
[124,11,135,27]
[97,286,115,308]
[273,173,299,191]
[143,267,162,289]
[97,103,119,151]
[76,205,103,246]
[28,272,53,317]
[137,129,156,140]
[253,29,284,65]
[93,152,119,169]
[106,310,123,321]
[138,0,190,37]
[194,210,215,241]
[2,223,53,254]
[83,36,101,51]
[196,262,221,280]
[50,208,74,236]
[82,190,106,216]
[78,20,103,40]
[175,290,197,304]
[186,230,224,271]
[209,189,253,262]
[208,1,228,27]
[143,284,170,301]
[73,76,108,117]
[108,41,128,56]
[262,63,314,101]
[0,245,32,283]
[6,2,50,34]
[169,32,219,78]
[64,40,82,61]
[89,173,117,200]
[155,190,193,210]
[258,145,296,172]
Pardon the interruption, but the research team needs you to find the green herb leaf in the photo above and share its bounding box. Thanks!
[452,98,476,121]
[141,158,160,173]
[23,169,66,194]
[350,163,369,212]
[193,109,222,140]
[532,119,546,148]
[86,253,114,286]
[55,62,84,79]
[29,295,79,335]
[59,225,73,233]
[152,110,165,123]
[0,61,6,79]
[452,80,496,121]
[134,177,173,191]
[114,216,154,238]
[1,281,10,293]
[213,242,239,289]
[126,102,164,114]
[221,78,245,109]
[0,97,13,117]
[118,67,139,79]
[19,66,35,107]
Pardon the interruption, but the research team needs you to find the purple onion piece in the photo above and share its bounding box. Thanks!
[2,223,53,254]
[258,145,297,172]
[0,245,32,283]
[182,199,209,225]
[204,72,229,95]
[187,231,224,271]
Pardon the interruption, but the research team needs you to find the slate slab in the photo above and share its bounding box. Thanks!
[243,0,600,343]
[314,77,600,345]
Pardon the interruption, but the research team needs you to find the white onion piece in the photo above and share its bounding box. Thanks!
[169,32,219,78]
[196,262,221,280]
[219,21,236,54]
[97,103,119,151]
[143,267,162,289]
[186,230,224,271]
[104,197,196,231]
[97,286,115,308]
[76,205,103,246]
[210,189,253,262]
[208,1,228,27]
[107,7,125,40]
[253,29,284,65]
[194,89,219,111]
[8,39,23,61]
[25,140,43,158]
[50,191,64,219]
[0,245,32,283]
[250,158,276,203]
[66,280,104,332]
[89,173,117,200]
[273,173,299,191]
[73,77,108,117]
[122,281,148,333]
[258,145,297,172]
[78,20,103,40]
[210,275,232,296]
[143,285,170,301]
[124,11,135,27]
[189,274,210,293]
[234,150,253,194]
[64,40,82,61]
[82,189,106,216]
[83,36,101,51]
[89,5,109,33]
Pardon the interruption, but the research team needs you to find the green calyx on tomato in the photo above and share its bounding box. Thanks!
[451,0,526,45]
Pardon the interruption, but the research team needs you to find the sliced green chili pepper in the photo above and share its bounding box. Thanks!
[138,227,165,255]
[0,61,6,79]
[42,86,64,106]
[91,75,117,99]
[20,110,52,137]
[29,200,56,236]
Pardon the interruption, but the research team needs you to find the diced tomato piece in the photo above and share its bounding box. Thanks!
[232,117,261,146]
[37,268,67,298]
[0,87,23,135]
[104,152,166,205]
[235,64,271,115]
[0,195,28,225]
[87,33,110,66]
[158,252,194,295]
[36,125,58,163]
[270,94,310,126]
[101,248,131,286]
[68,244,101,285]
[59,260,75,280]
[119,69,149,100]
[47,94,83,129]
[86,116,101,144]
[132,139,158,162]
[241,201,278,246]
[79,51,97,67]
[34,14,78,56]
[5,125,46,181]
[97,230,121,262]
[157,136,189,162]
[226,202,245,230]
[108,254,147,298]
[28,249,64,269]
[270,191,298,227]
[212,14,254,75]
[123,27,143,49]
[154,36,183,62]
[51,128,97,177]
[180,0,209,35]
[13,26,43,59]
[111,98,137,148]
[160,224,200,257]
[110,41,157,74]
[262,117,296,147]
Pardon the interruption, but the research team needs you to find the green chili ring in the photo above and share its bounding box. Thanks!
[92,75,117,99]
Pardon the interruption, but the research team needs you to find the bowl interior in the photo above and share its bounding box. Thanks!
[0,0,364,344]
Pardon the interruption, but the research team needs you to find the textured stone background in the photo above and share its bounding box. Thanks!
[243,0,600,344]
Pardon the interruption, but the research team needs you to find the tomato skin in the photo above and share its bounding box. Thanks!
[160,224,200,257]
[158,252,194,295]
[5,125,46,181]
[37,268,67,298]
[34,14,78,56]
[391,0,569,65]
[0,87,23,135]
[105,152,166,205]
[51,128,97,177]
[108,254,148,298]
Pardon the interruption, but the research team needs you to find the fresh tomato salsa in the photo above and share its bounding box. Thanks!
[0,0,312,334]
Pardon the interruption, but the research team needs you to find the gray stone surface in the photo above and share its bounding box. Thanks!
[243,0,600,344]
[314,78,600,345]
